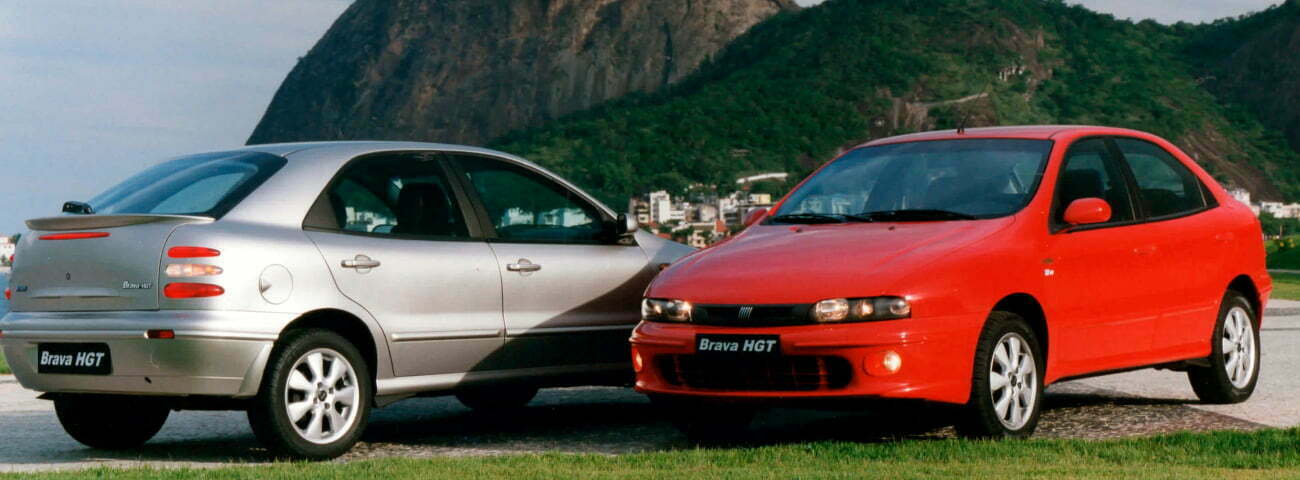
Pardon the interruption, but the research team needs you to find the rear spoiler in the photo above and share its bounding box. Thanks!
[26,214,213,231]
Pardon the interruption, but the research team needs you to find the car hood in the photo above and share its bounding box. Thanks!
[649,217,1016,304]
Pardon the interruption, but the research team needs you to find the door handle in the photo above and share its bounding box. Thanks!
[1133,245,1157,257]
[507,259,542,273]
[341,255,381,270]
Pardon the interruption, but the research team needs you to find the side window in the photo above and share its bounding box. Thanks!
[1053,139,1136,227]
[305,155,469,238]
[452,156,608,244]
[1114,138,1208,218]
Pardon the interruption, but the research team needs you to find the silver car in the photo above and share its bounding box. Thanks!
[0,142,692,458]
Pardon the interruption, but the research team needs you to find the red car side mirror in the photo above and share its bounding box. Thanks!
[1063,198,1112,226]
[743,207,769,227]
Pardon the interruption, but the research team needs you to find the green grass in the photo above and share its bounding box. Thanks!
[6,429,1300,479]
[0,350,8,375]
[1270,273,1300,301]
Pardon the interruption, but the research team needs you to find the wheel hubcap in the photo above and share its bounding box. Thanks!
[285,348,360,445]
[989,332,1037,430]
[1222,307,1257,389]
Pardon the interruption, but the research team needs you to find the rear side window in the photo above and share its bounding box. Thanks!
[88,151,285,218]
[305,155,470,238]
[1114,138,1208,218]
[1053,139,1136,227]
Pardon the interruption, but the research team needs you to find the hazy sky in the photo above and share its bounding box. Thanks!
[0,1,1284,234]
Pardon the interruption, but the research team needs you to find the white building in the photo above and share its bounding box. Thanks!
[1261,201,1300,219]
[736,172,790,185]
[648,191,672,224]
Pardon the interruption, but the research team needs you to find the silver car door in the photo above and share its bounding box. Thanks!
[448,154,654,370]
[303,153,506,378]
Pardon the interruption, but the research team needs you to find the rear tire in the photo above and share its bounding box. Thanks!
[54,395,169,450]
[955,311,1044,438]
[456,385,539,411]
[248,329,372,460]
[1188,291,1259,404]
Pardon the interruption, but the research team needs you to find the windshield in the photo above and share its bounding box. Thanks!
[87,151,286,218]
[773,139,1052,223]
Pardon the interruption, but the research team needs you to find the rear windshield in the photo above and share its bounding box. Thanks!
[87,151,286,218]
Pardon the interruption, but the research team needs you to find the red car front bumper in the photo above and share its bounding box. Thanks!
[630,314,983,405]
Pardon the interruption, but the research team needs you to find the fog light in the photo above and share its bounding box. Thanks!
[146,329,175,340]
[631,347,644,373]
[865,350,903,376]
[813,298,850,322]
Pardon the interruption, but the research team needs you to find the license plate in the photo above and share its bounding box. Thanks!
[37,343,112,375]
[695,334,780,357]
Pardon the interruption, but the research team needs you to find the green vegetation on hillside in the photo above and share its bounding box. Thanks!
[8,428,1300,479]
[491,0,1300,205]
[0,351,8,375]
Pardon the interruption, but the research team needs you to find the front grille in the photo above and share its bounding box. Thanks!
[656,355,852,391]
[692,304,813,326]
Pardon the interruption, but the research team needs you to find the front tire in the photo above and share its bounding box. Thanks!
[955,311,1044,438]
[54,395,169,450]
[1188,291,1260,404]
[248,329,372,460]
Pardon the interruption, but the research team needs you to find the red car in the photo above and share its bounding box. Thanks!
[632,126,1270,438]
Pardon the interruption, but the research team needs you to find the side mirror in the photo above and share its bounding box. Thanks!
[743,207,770,227]
[1063,198,1112,226]
[617,213,639,236]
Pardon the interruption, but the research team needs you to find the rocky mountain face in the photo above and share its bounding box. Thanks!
[247,0,796,146]
[489,0,1300,204]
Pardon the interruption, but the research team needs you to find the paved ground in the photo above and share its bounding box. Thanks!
[0,294,1295,472]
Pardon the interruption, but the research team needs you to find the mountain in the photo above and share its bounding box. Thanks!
[250,0,1300,207]
[487,0,1300,206]
[247,0,796,146]
[1188,0,1300,155]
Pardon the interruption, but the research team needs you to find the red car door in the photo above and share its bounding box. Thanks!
[1043,138,1161,377]
[1112,137,1224,358]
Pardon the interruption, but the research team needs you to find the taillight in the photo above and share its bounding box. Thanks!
[163,283,224,298]
[39,232,110,240]
[168,246,220,258]
[165,264,223,277]
[2,288,8,301]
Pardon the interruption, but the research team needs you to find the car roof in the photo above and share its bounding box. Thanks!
[227,141,525,162]
[860,125,1152,147]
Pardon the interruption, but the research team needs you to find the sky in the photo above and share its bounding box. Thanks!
[0,0,1284,234]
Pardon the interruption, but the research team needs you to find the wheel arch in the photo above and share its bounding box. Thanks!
[281,309,381,383]
[991,293,1049,375]
[1227,274,1262,322]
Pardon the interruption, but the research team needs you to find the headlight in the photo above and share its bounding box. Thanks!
[642,298,692,322]
[812,298,850,322]
[812,296,911,322]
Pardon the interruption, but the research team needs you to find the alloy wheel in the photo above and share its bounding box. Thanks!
[284,348,360,445]
[989,332,1037,430]
[1222,306,1257,389]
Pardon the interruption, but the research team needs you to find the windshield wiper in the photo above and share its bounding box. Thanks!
[768,213,846,224]
[62,201,95,215]
[852,209,977,222]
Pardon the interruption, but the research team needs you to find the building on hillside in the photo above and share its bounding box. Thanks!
[1260,201,1300,219]
[736,172,789,185]
[648,191,672,224]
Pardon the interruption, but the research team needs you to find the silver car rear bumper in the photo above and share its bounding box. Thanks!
[0,310,295,398]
